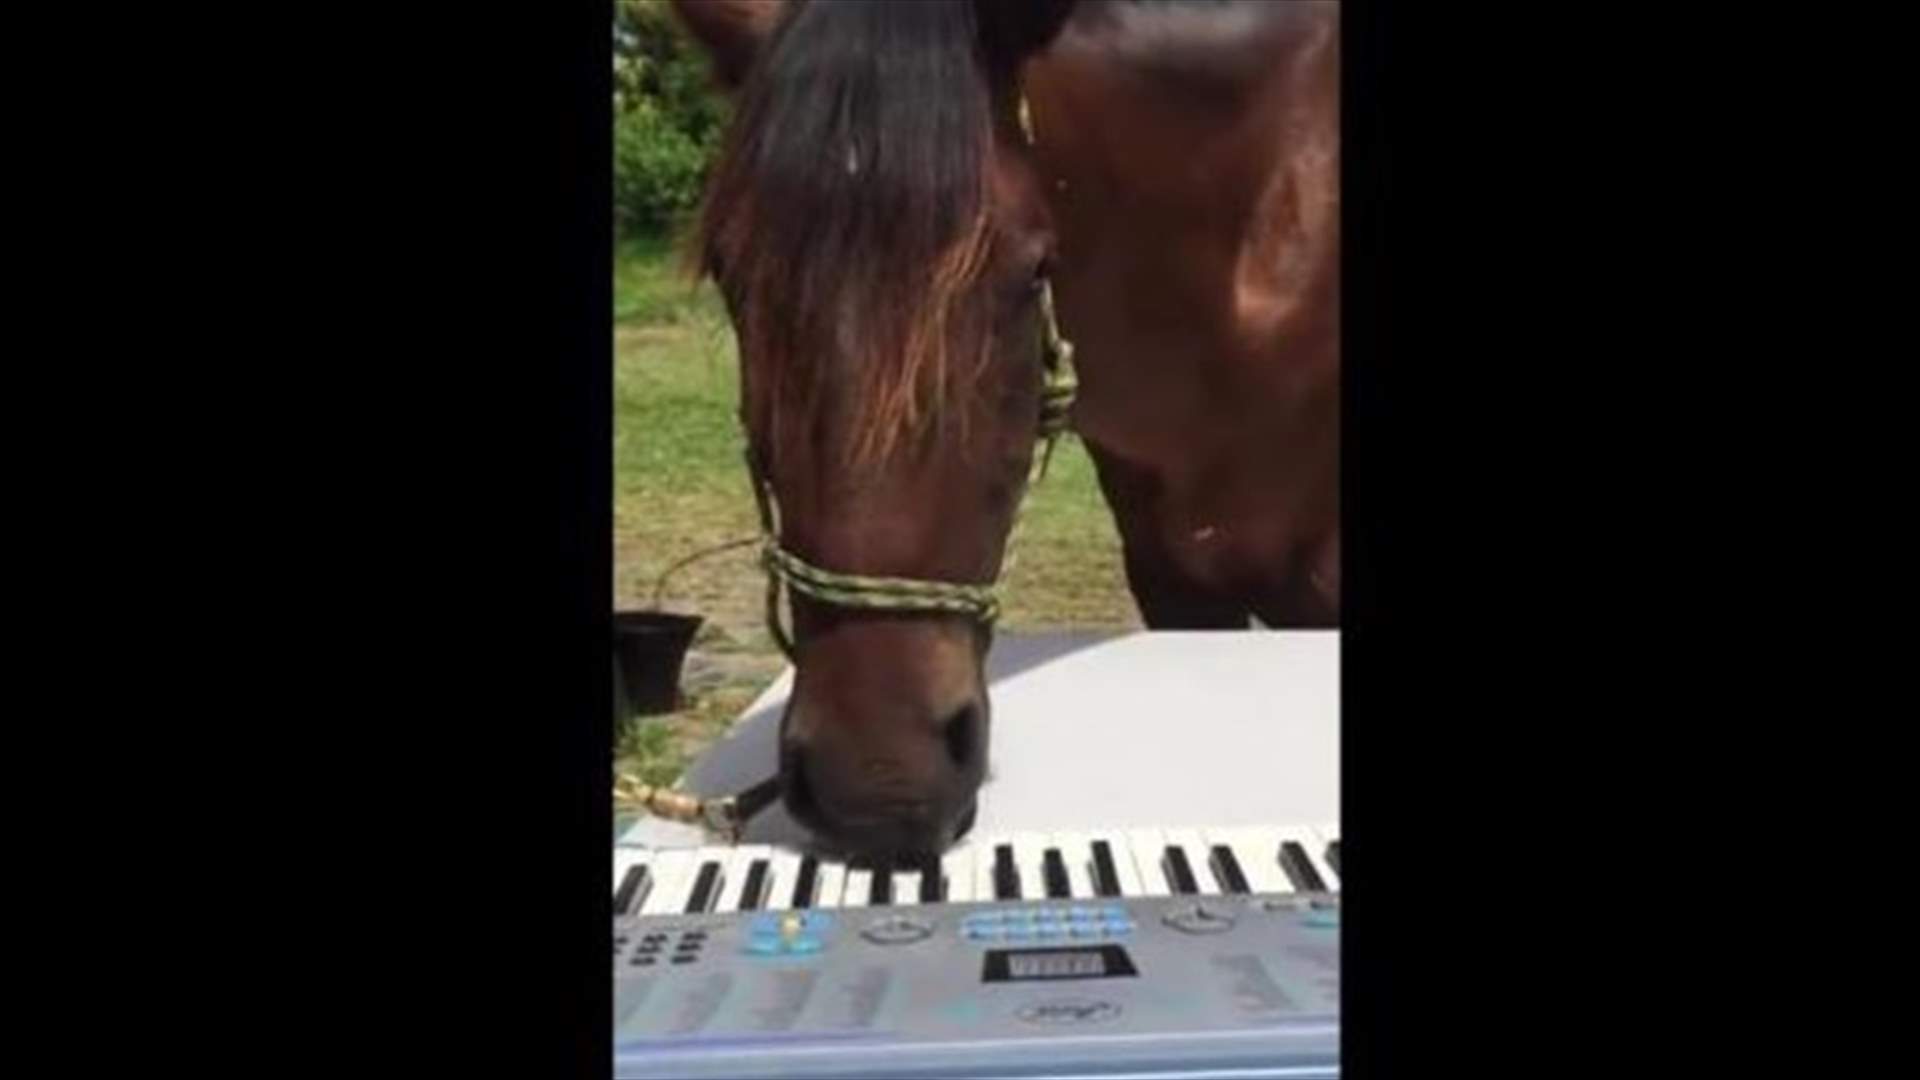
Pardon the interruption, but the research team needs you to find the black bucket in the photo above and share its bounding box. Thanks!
[615,611,703,716]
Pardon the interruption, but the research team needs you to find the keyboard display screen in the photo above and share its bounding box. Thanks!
[983,944,1138,983]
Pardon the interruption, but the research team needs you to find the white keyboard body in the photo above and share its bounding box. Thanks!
[614,631,1340,1078]
[614,826,1341,1080]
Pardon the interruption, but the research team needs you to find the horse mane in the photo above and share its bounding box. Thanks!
[692,0,1013,467]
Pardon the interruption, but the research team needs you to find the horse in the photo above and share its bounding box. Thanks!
[668,0,1339,862]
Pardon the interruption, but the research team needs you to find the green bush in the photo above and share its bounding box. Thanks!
[615,100,709,236]
[614,1,728,239]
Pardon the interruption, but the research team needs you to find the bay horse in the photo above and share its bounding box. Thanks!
[668,0,1339,861]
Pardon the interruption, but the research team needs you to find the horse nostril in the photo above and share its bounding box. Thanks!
[940,701,980,769]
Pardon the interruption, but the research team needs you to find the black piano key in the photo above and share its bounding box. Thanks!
[1326,840,1340,876]
[1162,846,1200,894]
[1089,840,1123,897]
[918,857,944,902]
[1042,848,1072,898]
[684,861,723,913]
[993,844,1021,900]
[1278,841,1328,892]
[1209,844,1251,894]
[868,865,893,905]
[738,859,770,911]
[613,864,651,916]
[791,855,820,909]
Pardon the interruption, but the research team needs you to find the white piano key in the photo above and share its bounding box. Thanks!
[1086,831,1145,897]
[764,850,802,911]
[1011,833,1050,902]
[812,859,849,909]
[941,847,975,903]
[1208,826,1295,895]
[1161,828,1218,895]
[842,865,873,908]
[892,868,921,906]
[716,845,773,912]
[1124,828,1171,897]
[1048,831,1097,899]
[638,848,698,916]
[972,835,1008,901]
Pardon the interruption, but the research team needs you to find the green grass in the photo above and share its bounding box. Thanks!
[613,232,1139,797]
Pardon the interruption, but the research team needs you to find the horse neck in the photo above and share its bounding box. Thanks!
[1025,3,1339,470]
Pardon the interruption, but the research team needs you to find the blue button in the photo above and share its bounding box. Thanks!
[1036,924,1066,940]
[743,937,783,955]
[1102,918,1135,936]
[1100,906,1128,921]
[1069,906,1096,919]
[802,913,833,932]
[750,915,781,934]
[963,924,1003,942]
[1003,924,1035,941]
[1303,912,1338,929]
[788,936,824,953]
[1069,923,1100,938]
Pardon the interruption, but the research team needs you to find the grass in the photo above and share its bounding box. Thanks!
[613,230,1139,806]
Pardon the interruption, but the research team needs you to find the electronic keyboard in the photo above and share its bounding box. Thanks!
[613,824,1341,1079]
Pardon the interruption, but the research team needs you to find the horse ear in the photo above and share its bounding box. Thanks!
[669,0,789,90]
[976,0,1077,64]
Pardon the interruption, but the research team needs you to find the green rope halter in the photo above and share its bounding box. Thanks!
[747,289,1076,660]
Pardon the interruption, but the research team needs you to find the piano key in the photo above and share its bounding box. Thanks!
[861,862,893,906]
[762,850,800,911]
[916,857,944,902]
[892,867,920,907]
[736,859,771,910]
[843,865,873,907]
[683,859,724,914]
[812,858,849,909]
[991,843,1021,900]
[1311,823,1342,889]
[1208,843,1251,894]
[1207,826,1296,894]
[1162,828,1218,895]
[788,855,820,910]
[702,847,754,913]
[718,845,773,912]
[1041,848,1072,899]
[1124,829,1172,897]
[1278,840,1328,892]
[966,838,996,901]
[613,858,652,916]
[1089,832,1146,896]
[1162,844,1201,894]
[638,849,698,916]
[1047,831,1097,899]
[1088,839,1124,897]
[941,847,975,903]
[1011,834,1050,903]
[612,846,648,898]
